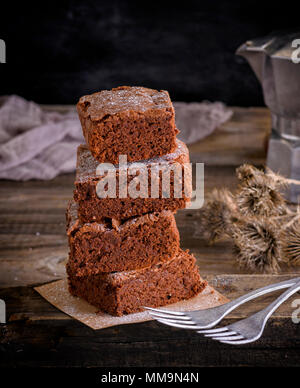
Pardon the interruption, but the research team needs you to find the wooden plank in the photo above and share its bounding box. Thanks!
[0,234,67,249]
[0,247,67,288]
[189,107,270,165]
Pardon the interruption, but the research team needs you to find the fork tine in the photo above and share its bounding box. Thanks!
[197,327,228,334]
[220,338,251,345]
[151,317,195,325]
[214,335,244,342]
[144,307,185,316]
[155,318,200,330]
[148,311,192,321]
[205,330,235,338]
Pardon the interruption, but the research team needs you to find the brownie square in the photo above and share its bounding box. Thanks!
[76,86,178,164]
[74,139,192,223]
[67,249,207,316]
[66,201,180,275]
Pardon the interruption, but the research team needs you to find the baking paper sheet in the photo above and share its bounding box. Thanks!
[35,279,228,330]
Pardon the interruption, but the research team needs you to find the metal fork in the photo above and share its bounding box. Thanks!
[145,277,300,330]
[198,280,300,344]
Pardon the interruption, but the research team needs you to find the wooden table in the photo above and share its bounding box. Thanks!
[0,107,299,368]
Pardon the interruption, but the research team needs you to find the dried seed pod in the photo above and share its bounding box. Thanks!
[280,218,300,266]
[236,175,287,218]
[232,218,281,273]
[237,164,287,188]
[236,164,264,185]
[199,188,237,243]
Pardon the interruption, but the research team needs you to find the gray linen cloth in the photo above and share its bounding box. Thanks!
[0,95,232,180]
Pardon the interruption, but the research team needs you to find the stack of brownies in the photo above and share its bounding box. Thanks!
[66,86,207,316]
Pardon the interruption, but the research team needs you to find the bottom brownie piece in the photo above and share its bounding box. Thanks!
[67,249,207,316]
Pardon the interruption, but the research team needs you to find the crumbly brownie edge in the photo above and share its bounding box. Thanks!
[76,197,190,224]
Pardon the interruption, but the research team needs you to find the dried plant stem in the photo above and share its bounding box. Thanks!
[266,169,300,186]
[282,212,300,230]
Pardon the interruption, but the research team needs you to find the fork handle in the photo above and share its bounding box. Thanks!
[258,280,300,324]
[221,277,300,315]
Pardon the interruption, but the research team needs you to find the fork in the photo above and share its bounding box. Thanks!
[198,279,300,344]
[145,277,300,330]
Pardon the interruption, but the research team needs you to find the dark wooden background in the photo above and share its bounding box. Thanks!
[1,0,299,105]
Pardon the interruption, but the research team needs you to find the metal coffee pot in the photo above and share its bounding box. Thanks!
[237,31,300,202]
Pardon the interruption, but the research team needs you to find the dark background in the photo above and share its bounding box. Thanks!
[1,0,299,105]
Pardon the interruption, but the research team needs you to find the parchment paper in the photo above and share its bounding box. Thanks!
[35,279,228,330]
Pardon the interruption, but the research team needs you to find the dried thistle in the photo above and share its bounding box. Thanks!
[237,164,288,188]
[280,216,300,266]
[200,188,237,243]
[236,165,287,218]
[236,164,265,185]
[201,163,300,273]
[232,218,281,273]
[236,176,287,217]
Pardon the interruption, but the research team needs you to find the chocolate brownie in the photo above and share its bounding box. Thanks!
[74,139,192,223]
[77,86,178,164]
[66,201,180,275]
[67,249,207,316]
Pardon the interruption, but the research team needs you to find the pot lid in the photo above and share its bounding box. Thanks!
[246,30,300,60]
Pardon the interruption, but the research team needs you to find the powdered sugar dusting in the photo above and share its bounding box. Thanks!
[78,86,171,122]
[35,279,228,330]
[76,139,188,182]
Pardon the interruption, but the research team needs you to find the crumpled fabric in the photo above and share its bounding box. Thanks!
[0,95,232,180]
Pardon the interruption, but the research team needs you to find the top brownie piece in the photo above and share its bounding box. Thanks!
[77,86,178,164]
